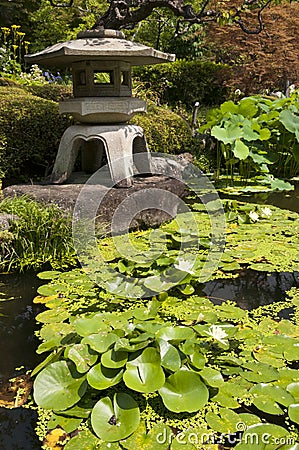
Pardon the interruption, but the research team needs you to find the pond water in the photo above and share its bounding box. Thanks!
[0,186,298,449]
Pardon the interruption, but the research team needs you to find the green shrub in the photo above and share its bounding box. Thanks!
[24,83,73,102]
[131,103,196,155]
[0,86,72,183]
[133,60,229,110]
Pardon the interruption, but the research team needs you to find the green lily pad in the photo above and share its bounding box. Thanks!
[288,403,299,424]
[123,347,165,393]
[63,429,101,449]
[158,339,181,372]
[121,421,171,450]
[199,367,224,387]
[82,332,119,354]
[287,382,299,401]
[74,315,110,337]
[65,344,98,373]
[48,413,82,433]
[205,408,242,434]
[101,349,128,369]
[159,369,209,413]
[156,326,195,342]
[91,393,140,442]
[33,361,87,410]
[87,364,123,390]
[235,422,290,450]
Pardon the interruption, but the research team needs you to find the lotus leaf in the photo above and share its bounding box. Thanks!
[159,369,209,413]
[123,347,165,393]
[91,393,140,442]
[87,364,123,390]
[233,140,249,160]
[33,361,87,410]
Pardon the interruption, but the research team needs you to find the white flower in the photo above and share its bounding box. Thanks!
[235,89,242,96]
[260,207,272,218]
[249,211,259,222]
[204,325,228,345]
[174,259,194,273]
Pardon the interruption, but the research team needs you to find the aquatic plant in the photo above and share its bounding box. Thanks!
[199,93,299,186]
[30,201,299,448]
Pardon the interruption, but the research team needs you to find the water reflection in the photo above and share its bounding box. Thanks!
[0,273,43,380]
[202,270,299,310]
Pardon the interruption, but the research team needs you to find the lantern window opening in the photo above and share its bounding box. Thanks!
[121,71,130,86]
[94,70,114,85]
[75,70,86,86]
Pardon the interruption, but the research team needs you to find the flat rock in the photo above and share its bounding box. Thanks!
[2,176,186,231]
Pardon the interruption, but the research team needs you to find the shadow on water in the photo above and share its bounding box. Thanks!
[0,272,43,450]
[222,181,299,213]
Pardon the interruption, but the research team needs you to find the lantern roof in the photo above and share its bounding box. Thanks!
[25,29,175,67]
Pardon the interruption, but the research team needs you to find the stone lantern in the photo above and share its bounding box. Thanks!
[25,29,175,187]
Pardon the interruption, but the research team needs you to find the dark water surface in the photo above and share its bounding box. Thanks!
[0,273,43,450]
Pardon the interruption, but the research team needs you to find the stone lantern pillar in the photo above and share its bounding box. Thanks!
[25,29,175,187]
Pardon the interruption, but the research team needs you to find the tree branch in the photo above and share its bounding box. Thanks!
[233,0,273,34]
[49,0,74,7]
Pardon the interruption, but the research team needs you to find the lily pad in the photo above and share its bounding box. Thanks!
[91,393,140,442]
[123,348,165,393]
[159,369,209,413]
[33,361,87,410]
[65,344,98,373]
[87,364,123,390]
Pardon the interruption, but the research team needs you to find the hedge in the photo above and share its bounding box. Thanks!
[0,87,72,184]
[131,103,197,155]
[133,59,229,110]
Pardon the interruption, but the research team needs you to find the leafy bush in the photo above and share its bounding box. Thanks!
[131,103,198,155]
[133,60,229,110]
[0,196,76,270]
[0,86,72,183]
[24,83,72,102]
[199,92,299,188]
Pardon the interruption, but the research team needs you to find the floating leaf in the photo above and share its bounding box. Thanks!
[158,339,181,372]
[101,349,128,369]
[156,326,195,342]
[91,393,140,442]
[159,369,209,413]
[65,344,98,373]
[87,364,123,390]
[123,348,165,393]
[288,403,299,424]
[82,332,119,354]
[63,429,102,449]
[33,361,87,410]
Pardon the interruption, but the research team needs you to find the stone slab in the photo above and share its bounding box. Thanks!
[2,176,186,232]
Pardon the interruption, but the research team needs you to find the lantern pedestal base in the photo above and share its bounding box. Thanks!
[49,123,151,187]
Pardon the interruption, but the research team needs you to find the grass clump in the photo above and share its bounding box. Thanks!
[0,196,76,271]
